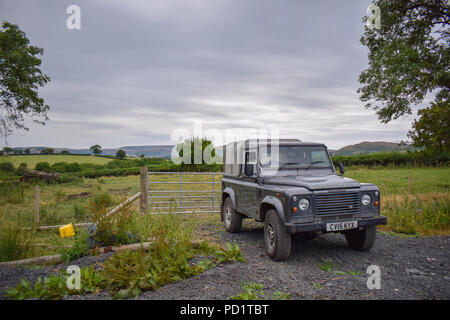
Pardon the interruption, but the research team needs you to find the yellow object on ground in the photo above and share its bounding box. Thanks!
[59,223,75,238]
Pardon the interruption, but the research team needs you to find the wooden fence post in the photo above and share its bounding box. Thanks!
[35,185,40,226]
[140,166,148,214]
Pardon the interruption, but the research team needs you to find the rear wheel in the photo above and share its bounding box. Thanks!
[264,209,292,261]
[223,197,242,233]
[345,225,376,251]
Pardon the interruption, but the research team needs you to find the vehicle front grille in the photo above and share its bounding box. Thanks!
[319,214,353,222]
[314,190,360,215]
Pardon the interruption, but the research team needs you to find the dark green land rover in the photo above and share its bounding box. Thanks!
[221,139,387,261]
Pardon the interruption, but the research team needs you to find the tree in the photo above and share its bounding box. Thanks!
[358,1,449,123]
[2,146,12,155]
[90,144,102,156]
[35,161,51,172]
[116,149,126,159]
[16,162,28,175]
[0,161,14,172]
[60,150,70,155]
[24,148,30,154]
[407,101,450,153]
[40,148,54,155]
[0,22,50,139]
[175,137,216,166]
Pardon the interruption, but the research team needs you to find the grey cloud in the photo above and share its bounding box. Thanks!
[1,0,416,150]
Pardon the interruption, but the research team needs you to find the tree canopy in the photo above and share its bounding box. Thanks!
[408,100,449,153]
[2,146,12,155]
[40,148,54,155]
[0,22,50,139]
[358,0,449,123]
[90,144,102,156]
[116,149,126,160]
[175,137,216,166]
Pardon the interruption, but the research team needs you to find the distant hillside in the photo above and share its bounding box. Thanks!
[7,141,415,158]
[56,145,174,158]
[9,145,174,158]
[330,141,415,156]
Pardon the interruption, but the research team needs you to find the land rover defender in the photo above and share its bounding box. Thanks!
[221,139,387,261]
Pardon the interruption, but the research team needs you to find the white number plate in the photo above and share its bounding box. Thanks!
[326,220,358,232]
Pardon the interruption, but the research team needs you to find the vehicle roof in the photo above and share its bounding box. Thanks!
[239,139,326,148]
[222,139,329,176]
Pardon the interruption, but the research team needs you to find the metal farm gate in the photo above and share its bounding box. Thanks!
[147,172,222,214]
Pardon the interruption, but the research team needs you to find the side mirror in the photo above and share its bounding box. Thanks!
[244,164,254,176]
[338,162,345,175]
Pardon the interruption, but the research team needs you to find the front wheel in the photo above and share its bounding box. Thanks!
[222,197,242,233]
[345,225,376,251]
[264,209,292,261]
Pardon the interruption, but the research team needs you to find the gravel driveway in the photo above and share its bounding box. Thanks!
[1,224,449,300]
[139,227,449,300]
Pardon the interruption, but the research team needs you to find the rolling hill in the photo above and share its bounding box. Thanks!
[6,141,415,159]
[329,141,415,156]
[8,145,174,158]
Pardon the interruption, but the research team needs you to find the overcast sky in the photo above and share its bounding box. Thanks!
[1,0,422,150]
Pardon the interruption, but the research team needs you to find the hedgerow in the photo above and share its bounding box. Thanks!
[1,150,448,181]
[332,150,449,168]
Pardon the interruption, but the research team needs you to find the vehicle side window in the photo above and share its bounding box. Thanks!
[245,150,257,176]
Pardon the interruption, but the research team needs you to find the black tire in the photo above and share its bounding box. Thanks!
[222,197,242,233]
[264,209,292,261]
[299,231,318,241]
[345,225,376,251]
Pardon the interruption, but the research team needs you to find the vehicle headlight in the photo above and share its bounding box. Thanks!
[361,194,371,206]
[299,198,310,211]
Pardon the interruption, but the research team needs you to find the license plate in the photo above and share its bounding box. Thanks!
[326,220,358,232]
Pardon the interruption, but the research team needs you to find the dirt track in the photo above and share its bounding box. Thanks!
[1,223,449,300]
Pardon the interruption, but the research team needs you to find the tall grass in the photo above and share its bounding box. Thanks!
[73,204,88,221]
[89,196,137,246]
[5,184,25,204]
[60,230,90,262]
[0,222,33,262]
[382,192,450,234]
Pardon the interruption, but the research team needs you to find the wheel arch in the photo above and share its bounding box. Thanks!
[260,196,287,223]
[221,187,236,221]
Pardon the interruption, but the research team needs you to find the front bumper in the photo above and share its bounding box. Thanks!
[285,216,387,234]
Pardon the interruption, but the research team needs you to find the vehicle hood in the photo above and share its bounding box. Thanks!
[262,174,360,191]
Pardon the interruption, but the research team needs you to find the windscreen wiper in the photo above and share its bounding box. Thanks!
[304,161,325,171]
[278,162,303,169]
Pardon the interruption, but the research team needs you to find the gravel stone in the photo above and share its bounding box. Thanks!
[1,227,449,300]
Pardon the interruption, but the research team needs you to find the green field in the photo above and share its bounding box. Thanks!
[345,167,450,194]
[3,155,112,167]
[0,167,448,262]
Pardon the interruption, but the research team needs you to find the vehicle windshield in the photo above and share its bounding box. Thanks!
[259,146,332,176]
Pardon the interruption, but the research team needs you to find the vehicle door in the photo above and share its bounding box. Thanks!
[239,148,259,217]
